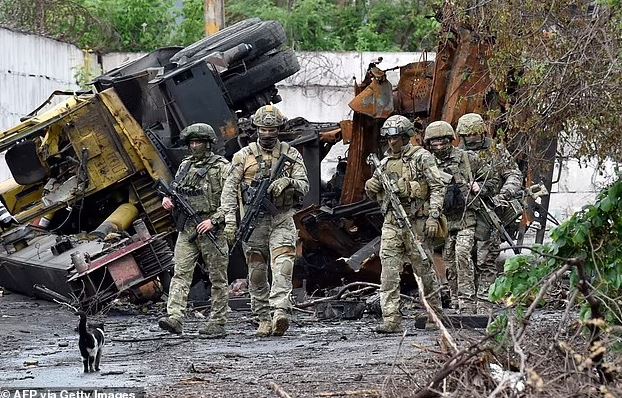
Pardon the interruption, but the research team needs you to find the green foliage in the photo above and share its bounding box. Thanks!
[73,55,101,89]
[225,0,441,51]
[83,0,178,51]
[489,177,622,338]
[0,0,440,52]
[448,0,622,161]
[0,0,178,52]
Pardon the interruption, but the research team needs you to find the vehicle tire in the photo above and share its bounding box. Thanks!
[222,49,300,105]
[171,19,287,65]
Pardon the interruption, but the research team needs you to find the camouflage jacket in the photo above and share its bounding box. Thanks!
[172,152,231,228]
[435,147,499,223]
[365,144,447,219]
[460,137,523,198]
[220,140,309,225]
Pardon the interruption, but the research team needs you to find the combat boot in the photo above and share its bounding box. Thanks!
[272,311,290,336]
[374,321,404,334]
[256,320,272,337]
[158,316,183,335]
[440,284,453,309]
[198,322,226,339]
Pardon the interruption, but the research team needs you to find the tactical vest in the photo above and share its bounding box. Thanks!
[379,146,429,218]
[242,142,298,210]
[439,149,471,215]
[173,155,227,219]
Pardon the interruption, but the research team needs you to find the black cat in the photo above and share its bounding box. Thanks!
[76,311,105,373]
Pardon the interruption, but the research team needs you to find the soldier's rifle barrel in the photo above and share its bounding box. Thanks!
[155,180,225,255]
[366,153,428,262]
[230,154,295,254]
[479,197,519,255]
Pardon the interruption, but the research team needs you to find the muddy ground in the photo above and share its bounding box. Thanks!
[0,291,490,397]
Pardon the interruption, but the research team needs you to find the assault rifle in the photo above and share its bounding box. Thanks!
[155,180,225,255]
[366,153,428,262]
[478,197,520,255]
[231,154,295,253]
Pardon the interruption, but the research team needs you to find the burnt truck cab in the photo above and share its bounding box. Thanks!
[0,90,178,310]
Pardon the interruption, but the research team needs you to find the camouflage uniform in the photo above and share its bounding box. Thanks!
[159,124,230,337]
[457,113,523,298]
[365,115,446,333]
[425,121,498,313]
[220,105,309,337]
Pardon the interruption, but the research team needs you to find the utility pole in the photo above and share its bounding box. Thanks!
[205,0,225,36]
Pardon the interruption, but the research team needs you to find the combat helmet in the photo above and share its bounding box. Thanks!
[456,113,485,136]
[424,121,455,142]
[251,104,287,128]
[180,123,217,143]
[380,115,415,138]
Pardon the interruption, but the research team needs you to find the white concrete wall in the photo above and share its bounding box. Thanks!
[277,51,435,123]
[549,158,618,222]
[0,28,96,181]
[0,28,89,131]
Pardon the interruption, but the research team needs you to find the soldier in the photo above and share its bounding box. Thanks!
[220,104,309,337]
[423,121,498,313]
[158,123,231,338]
[456,113,523,299]
[364,115,447,333]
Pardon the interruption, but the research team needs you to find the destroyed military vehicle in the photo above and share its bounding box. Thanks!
[0,18,335,311]
[0,16,557,312]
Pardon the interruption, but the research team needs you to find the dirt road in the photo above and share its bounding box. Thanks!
[0,292,487,397]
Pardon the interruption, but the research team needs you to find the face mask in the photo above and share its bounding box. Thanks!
[258,127,278,150]
[189,140,210,157]
[429,139,452,159]
[463,135,483,150]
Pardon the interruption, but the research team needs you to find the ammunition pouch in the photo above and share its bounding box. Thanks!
[272,186,295,211]
[443,183,466,215]
[436,214,449,239]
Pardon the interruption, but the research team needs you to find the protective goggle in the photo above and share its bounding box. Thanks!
[380,126,401,137]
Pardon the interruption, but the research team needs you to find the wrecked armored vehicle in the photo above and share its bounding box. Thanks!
[0,18,329,311]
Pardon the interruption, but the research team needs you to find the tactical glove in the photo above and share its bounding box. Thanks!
[365,178,382,193]
[268,177,291,197]
[396,178,410,198]
[492,193,508,206]
[424,216,440,238]
[223,223,237,246]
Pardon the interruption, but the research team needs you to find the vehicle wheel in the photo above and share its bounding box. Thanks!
[222,49,300,105]
[171,19,287,65]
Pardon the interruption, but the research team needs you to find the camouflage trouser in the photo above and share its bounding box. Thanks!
[244,210,296,321]
[167,228,229,325]
[379,218,441,325]
[475,230,501,298]
[443,227,476,305]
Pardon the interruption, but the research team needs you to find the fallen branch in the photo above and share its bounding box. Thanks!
[269,381,292,398]
[112,335,195,342]
[382,329,408,393]
[296,282,417,309]
[412,273,458,354]
[316,390,380,397]
[516,262,572,344]
[574,258,613,383]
